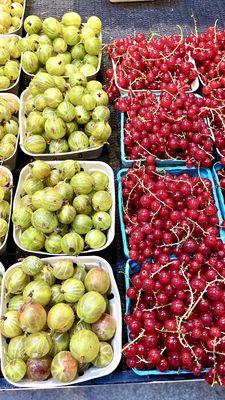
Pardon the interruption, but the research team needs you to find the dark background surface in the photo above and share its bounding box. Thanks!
[1,0,225,395]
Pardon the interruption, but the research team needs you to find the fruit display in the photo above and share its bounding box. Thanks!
[0,167,12,253]
[0,256,120,385]
[119,163,222,263]
[116,91,213,168]
[124,252,225,385]
[21,13,102,77]
[106,32,198,93]
[0,94,19,162]
[1,0,225,389]
[0,0,25,34]
[186,25,225,157]
[186,25,225,88]
[12,160,114,254]
[20,72,111,156]
[0,35,21,90]
[203,94,225,159]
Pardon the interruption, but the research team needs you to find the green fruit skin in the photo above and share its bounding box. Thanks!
[25,332,52,359]
[92,342,114,368]
[4,359,27,382]
[23,280,51,306]
[49,332,70,357]
[70,329,100,363]
[51,351,78,382]
[61,278,85,303]
[47,303,75,332]
[76,291,106,323]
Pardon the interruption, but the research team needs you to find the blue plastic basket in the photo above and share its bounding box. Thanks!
[117,166,225,259]
[212,162,225,220]
[120,94,208,168]
[125,259,208,377]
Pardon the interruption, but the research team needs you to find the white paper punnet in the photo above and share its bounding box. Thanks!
[0,93,20,170]
[0,35,22,95]
[13,160,115,255]
[19,89,104,160]
[0,166,13,255]
[1,0,26,37]
[0,255,122,388]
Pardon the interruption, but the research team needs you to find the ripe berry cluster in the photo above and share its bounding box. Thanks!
[122,163,221,263]
[186,25,225,88]
[186,25,225,157]
[107,32,198,92]
[124,253,225,386]
[116,91,213,167]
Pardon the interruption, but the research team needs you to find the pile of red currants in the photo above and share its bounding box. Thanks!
[107,32,198,92]
[107,24,225,387]
[124,254,225,385]
[116,91,213,167]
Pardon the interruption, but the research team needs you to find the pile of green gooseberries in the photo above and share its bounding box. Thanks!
[22,72,111,155]
[0,169,11,248]
[0,36,21,89]
[0,256,116,383]
[0,97,19,159]
[21,12,102,76]
[12,160,113,254]
[0,0,24,34]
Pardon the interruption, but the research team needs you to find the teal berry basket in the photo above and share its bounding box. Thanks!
[117,166,225,259]
[212,162,225,220]
[124,259,209,376]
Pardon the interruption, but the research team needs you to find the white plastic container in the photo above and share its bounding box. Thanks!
[0,255,122,388]
[0,93,20,170]
[0,166,13,255]
[13,160,115,255]
[0,262,4,276]
[0,260,5,341]
[0,261,5,300]
[112,55,199,94]
[19,89,104,160]
[0,35,22,95]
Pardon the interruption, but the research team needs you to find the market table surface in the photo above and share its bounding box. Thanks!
[1,0,225,396]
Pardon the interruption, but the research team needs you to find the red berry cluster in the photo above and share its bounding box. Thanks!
[116,91,213,167]
[104,67,120,102]
[122,163,221,263]
[186,25,225,157]
[186,26,225,87]
[107,32,198,92]
[202,94,225,158]
[124,253,225,386]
